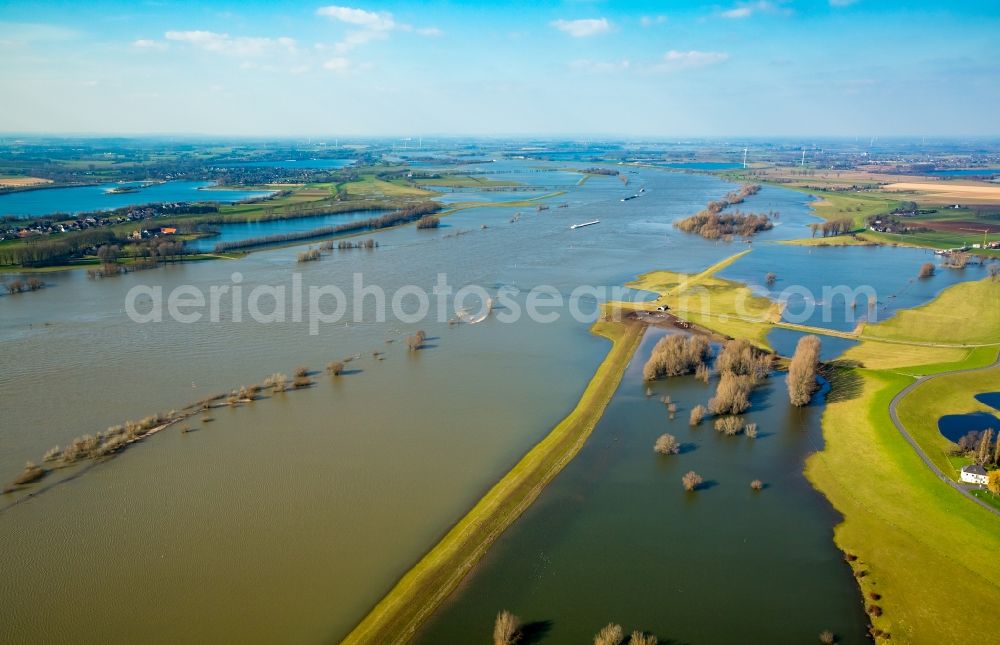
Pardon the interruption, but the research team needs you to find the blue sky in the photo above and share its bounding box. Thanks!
[1,1,998,136]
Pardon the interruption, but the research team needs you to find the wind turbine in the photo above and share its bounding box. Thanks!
[742,147,748,169]
[800,149,806,167]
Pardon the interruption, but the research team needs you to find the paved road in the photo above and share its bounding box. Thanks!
[888,354,1000,517]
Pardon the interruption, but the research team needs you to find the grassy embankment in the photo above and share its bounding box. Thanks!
[804,277,1000,643]
[343,317,643,644]
[625,250,779,348]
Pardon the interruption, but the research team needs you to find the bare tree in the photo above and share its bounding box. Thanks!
[493,610,521,645]
[918,262,935,278]
[682,471,704,492]
[787,335,821,406]
[630,632,658,645]
[654,433,680,455]
[689,404,707,427]
[594,623,624,645]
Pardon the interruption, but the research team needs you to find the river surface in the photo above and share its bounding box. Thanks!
[0,181,274,218]
[418,328,870,644]
[0,162,984,643]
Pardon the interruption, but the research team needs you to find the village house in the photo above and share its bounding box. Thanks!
[960,464,989,485]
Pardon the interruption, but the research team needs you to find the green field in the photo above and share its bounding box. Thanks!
[805,278,1000,644]
[625,250,780,347]
[861,278,1000,345]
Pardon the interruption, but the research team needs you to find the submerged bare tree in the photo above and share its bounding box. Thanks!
[594,623,624,645]
[643,334,712,380]
[630,632,658,645]
[787,335,822,406]
[708,372,752,415]
[493,610,521,645]
[689,404,707,427]
[654,433,680,455]
[682,471,704,492]
[714,416,744,436]
[918,262,935,278]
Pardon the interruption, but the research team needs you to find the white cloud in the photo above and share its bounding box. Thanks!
[316,6,395,31]
[569,58,631,74]
[316,5,439,56]
[651,50,730,72]
[164,30,297,57]
[721,7,753,18]
[720,1,790,19]
[323,57,351,72]
[640,15,668,27]
[133,38,168,51]
[550,18,611,38]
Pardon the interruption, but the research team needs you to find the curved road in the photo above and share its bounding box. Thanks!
[888,353,1000,517]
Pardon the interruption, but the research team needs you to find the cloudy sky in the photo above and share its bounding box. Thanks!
[1,0,997,136]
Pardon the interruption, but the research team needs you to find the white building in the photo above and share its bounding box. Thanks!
[960,464,989,485]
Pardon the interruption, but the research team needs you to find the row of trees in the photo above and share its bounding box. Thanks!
[808,218,854,238]
[4,277,44,294]
[0,228,118,266]
[493,611,658,645]
[955,428,999,468]
[214,202,441,252]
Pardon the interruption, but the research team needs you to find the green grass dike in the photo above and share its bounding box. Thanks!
[807,276,1000,644]
[342,316,644,645]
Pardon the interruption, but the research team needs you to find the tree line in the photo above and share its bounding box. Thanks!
[214,202,442,252]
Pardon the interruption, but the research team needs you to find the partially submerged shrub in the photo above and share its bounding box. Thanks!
[493,610,520,645]
[13,461,45,486]
[695,363,711,383]
[294,366,309,378]
[297,248,321,263]
[407,331,427,351]
[715,339,772,382]
[43,446,61,462]
[689,404,707,427]
[918,262,935,278]
[630,632,658,645]
[264,373,289,391]
[750,479,763,491]
[654,433,680,455]
[714,416,744,436]
[293,375,312,389]
[327,361,345,375]
[682,470,703,492]
[643,334,712,380]
[594,623,624,645]
[667,402,678,419]
[708,372,752,415]
[744,422,758,438]
[819,630,836,644]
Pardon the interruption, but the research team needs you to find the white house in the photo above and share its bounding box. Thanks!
[960,464,989,485]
